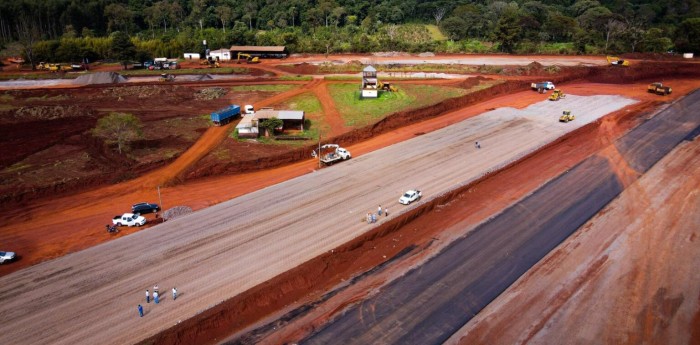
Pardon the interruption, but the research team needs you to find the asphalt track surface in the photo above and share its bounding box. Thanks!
[0,95,636,345]
[302,90,700,345]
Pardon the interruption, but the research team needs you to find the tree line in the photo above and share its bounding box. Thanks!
[1,0,698,67]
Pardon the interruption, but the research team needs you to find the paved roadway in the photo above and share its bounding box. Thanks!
[0,95,635,345]
[302,90,700,344]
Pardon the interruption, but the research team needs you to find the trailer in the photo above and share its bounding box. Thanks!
[211,105,241,126]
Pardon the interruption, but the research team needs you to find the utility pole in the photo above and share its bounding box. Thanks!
[157,186,164,221]
[318,132,321,168]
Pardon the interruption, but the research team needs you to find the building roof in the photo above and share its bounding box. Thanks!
[229,46,287,53]
[254,110,305,121]
[363,65,377,72]
[209,49,231,54]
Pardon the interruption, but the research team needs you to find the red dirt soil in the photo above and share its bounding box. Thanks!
[0,57,699,343]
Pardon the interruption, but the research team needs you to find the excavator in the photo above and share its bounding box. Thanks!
[236,53,260,64]
[606,56,630,66]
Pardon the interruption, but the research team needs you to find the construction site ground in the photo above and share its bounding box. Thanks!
[0,54,698,345]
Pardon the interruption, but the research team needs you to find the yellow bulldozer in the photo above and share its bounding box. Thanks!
[606,56,630,66]
[548,89,565,101]
[378,81,398,92]
[236,53,260,64]
[559,110,575,123]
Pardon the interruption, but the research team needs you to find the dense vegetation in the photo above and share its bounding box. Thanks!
[1,0,698,66]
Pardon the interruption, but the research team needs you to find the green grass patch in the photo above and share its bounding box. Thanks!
[0,104,15,110]
[2,162,32,173]
[278,75,313,81]
[276,92,323,114]
[230,84,297,92]
[329,83,469,127]
[25,94,70,102]
[0,73,78,80]
[425,24,447,41]
[324,75,362,81]
[0,94,14,102]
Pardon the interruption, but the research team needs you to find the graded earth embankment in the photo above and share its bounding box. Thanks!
[299,91,700,344]
[0,95,634,345]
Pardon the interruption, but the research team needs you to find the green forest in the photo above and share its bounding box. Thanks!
[1,0,699,66]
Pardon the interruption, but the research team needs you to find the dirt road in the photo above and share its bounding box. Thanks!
[0,94,636,344]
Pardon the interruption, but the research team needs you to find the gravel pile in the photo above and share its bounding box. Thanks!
[73,72,127,85]
[194,87,227,100]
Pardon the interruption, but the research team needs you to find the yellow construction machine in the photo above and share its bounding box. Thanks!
[37,62,63,71]
[559,110,575,123]
[549,89,565,101]
[159,73,175,82]
[647,82,672,95]
[236,53,260,64]
[606,56,630,66]
[378,81,398,92]
[200,57,220,68]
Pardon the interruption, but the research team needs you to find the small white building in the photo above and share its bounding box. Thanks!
[361,65,378,98]
[183,53,200,59]
[208,49,232,61]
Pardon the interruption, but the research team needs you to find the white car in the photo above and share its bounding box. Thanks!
[112,213,147,227]
[0,251,16,264]
[399,190,422,205]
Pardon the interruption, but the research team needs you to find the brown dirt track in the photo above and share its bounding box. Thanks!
[0,55,699,344]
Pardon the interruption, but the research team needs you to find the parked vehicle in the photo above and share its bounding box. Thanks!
[311,144,352,165]
[531,81,555,91]
[0,251,16,264]
[132,202,160,214]
[211,104,241,126]
[607,56,630,66]
[399,190,422,205]
[112,213,147,227]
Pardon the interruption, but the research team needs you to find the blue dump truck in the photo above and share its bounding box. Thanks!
[210,105,241,126]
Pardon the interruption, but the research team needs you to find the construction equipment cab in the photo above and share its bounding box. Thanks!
[312,144,351,165]
[549,89,566,101]
[531,81,555,91]
[607,56,630,66]
[237,53,260,64]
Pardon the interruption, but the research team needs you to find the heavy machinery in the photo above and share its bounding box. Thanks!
[531,81,555,92]
[378,81,398,92]
[37,62,63,71]
[311,144,352,165]
[647,82,672,95]
[200,57,221,68]
[159,73,175,82]
[236,53,260,64]
[549,89,566,101]
[607,56,630,66]
[559,110,575,123]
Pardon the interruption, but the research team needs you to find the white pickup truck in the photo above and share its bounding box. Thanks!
[312,144,352,165]
[113,213,147,227]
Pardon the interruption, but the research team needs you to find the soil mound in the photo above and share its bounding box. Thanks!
[73,72,127,85]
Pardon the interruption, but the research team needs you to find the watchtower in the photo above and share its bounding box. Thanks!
[361,65,378,98]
